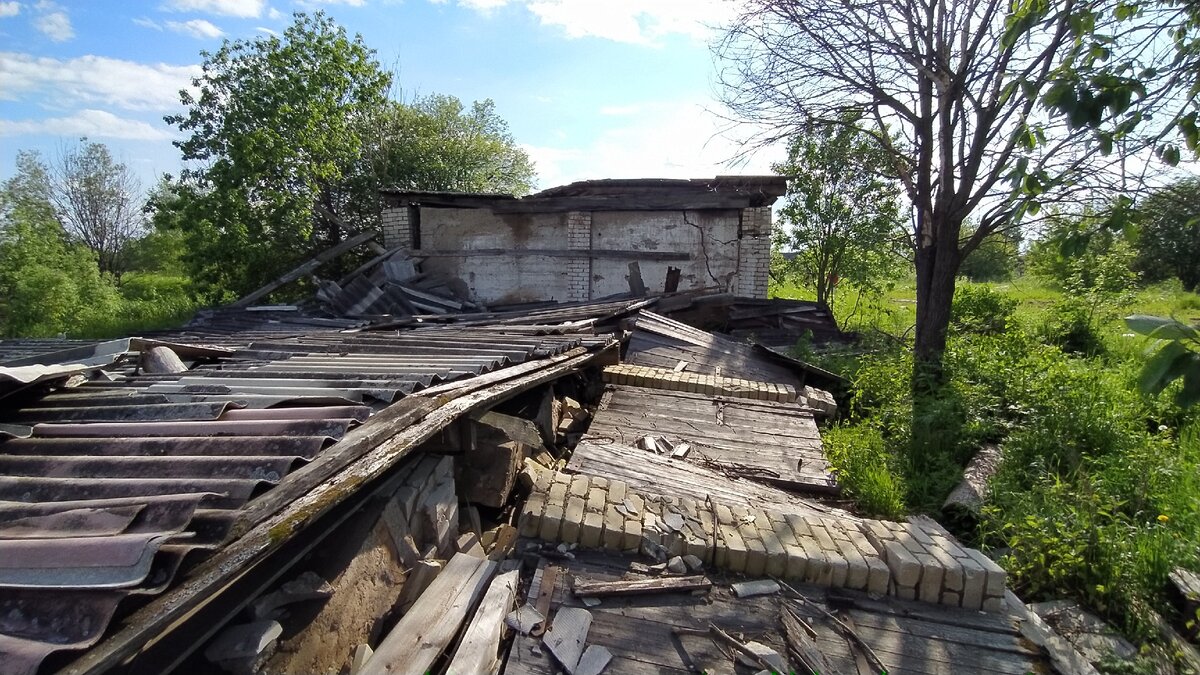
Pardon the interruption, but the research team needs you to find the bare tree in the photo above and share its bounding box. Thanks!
[48,139,144,275]
[716,0,1156,381]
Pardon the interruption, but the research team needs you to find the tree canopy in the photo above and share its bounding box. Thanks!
[160,11,537,302]
[717,0,1153,379]
[772,124,905,305]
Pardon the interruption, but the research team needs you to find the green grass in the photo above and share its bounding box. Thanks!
[772,273,1200,650]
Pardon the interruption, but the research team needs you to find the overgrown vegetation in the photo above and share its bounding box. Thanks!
[777,261,1200,652]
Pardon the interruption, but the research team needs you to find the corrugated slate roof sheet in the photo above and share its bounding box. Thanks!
[0,318,605,675]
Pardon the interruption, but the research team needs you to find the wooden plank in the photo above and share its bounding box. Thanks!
[566,440,839,517]
[232,230,379,308]
[315,204,389,255]
[446,570,518,675]
[574,576,712,597]
[364,553,497,675]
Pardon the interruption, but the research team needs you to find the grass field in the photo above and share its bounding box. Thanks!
[770,273,1200,665]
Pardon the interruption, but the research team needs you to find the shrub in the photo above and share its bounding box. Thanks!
[951,283,1017,335]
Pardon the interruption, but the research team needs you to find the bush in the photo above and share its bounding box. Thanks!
[823,424,906,518]
[951,283,1017,335]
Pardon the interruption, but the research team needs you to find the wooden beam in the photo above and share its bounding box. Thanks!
[315,204,388,255]
[573,575,711,597]
[445,570,518,675]
[363,553,497,675]
[410,248,691,262]
[232,230,379,308]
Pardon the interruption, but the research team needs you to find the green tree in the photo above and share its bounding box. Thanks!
[772,125,905,305]
[0,151,120,337]
[337,95,536,229]
[717,0,1144,383]
[1133,178,1200,292]
[164,11,392,300]
[959,228,1020,283]
[48,138,143,275]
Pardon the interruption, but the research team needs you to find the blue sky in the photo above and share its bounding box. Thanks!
[0,0,783,192]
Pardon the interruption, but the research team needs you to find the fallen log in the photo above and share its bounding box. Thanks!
[942,442,1003,523]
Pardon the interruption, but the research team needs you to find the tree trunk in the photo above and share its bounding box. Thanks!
[913,218,961,390]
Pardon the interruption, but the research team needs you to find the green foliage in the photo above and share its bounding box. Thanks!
[959,229,1020,282]
[952,283,1018,335]
[772,124,905,305]
[164,11,392,300]
[1133,178,1200,292]
[1125,315,1200,407]
[822,424,906,519]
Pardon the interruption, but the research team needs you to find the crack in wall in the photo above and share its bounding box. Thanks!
[681,210,723,287]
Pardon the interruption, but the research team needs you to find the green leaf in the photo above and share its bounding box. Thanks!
[1175,359,1200,407]
[1125,315,1200,339]
[1138,340,1189,394]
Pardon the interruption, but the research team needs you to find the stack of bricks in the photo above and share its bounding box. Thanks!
[565,211,592,302]
[380,206,412,250]
[602,364,798,403]
[519,463,1009,612]
[737,207,772,298]
[861,520,1007,612]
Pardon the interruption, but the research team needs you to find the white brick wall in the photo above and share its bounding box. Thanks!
[737,207,771,298]
[566,211,592,301]
[381,206,412,250]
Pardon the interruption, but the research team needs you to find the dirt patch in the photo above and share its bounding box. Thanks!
[266,515,406,674]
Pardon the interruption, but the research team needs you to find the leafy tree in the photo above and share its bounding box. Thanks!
[0,151,120,337]
[164,11,392,300]
[959,229,1020,283]
[47,139,143,275]
[1133,177,1200,291]
[338,95,536,229]
[717,0,1149,383]
[771,125,905,306]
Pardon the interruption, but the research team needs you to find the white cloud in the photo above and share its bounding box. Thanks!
[255,25,278,35]
[33,9,72,41]
[166,18,223,38]
[296,0,365,6]
[0,52,200,111]
[521,100,783,189]
[0,2,20,18]
[267,6,282,19]
[453,0,733,44]
[133,16,163,30]
[161,0,265,18]
[0,109,173,140]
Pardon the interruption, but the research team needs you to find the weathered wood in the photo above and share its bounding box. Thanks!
[446,570,518,675]
[627,261,646,296]
[141,346,187,374]
[232,230,379,308]
[460,438,524,509]
[664,266,681,293]
[335,245,412,287]
[781,607,841,675]
[542,607,592,673]
[364,553,497,675]
[573,575,711,597]
[943,443,1003,521]
[315,204,388,255]
[777,578,888,675]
